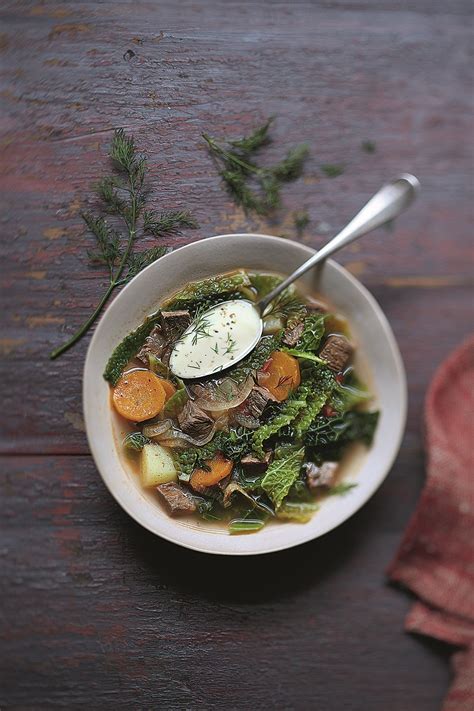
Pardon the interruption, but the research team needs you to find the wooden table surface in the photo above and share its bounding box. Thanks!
[1,1,472,708]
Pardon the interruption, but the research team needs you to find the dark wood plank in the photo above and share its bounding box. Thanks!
[1,0,472,707]
[0,0,472,454]
[1,455,452,711]
[1,284,471,454]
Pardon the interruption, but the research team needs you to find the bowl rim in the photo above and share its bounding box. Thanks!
[83,233,407,555]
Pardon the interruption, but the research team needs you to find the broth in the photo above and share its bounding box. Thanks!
[109,269,379,533]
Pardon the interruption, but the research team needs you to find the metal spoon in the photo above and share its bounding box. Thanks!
[169,173,420,379]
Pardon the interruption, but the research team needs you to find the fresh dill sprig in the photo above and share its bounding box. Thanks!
[320,163,345,178]
[272,145,309,182]
[83,214,121,276]
[219,170,267,215]
[121,245,170,284]
[203,119,309,215]
[96,176,129,218]
[361,140,376,154]
[50,129,198,360]
[143,209,198,235]
[293,210,310,237]
[229,117,274,154]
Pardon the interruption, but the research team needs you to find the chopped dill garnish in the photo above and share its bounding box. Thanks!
[276,374,294,389]
[180,305,213,347]
[224,332,237,355]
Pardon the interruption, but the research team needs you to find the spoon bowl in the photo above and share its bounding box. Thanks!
[169,299,263,380]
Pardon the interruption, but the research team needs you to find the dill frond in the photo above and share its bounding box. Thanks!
[320,163,345,178]
[229,117,274,154]
[203,118,309,216]
[361,140,376,153]
[82,213,121,271]
[123,246,170,283]
[293,210,310,236]
[50,129,197,360]
[272,144,309,182]
[143,209,199,235]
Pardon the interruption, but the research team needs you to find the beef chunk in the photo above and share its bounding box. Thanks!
[156,482,196,516]
[305,461,338,491]
[232,386,274,429]
[319,335,353,372]
[282,321,305,347]
[241,450,272,472]
[136,325,167,364]
[160,346,172,366]
[159,310,191,340]
[178,400,214,439]
[245,386,274,419]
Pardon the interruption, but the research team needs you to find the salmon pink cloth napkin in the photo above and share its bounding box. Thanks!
[388,336,474,711]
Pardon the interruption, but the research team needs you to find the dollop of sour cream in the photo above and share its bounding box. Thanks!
[169,300,262,379]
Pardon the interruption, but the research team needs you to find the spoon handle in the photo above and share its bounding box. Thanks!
[258,173,420,314]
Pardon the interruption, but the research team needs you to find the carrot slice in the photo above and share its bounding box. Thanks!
[190,453,233,492]
[159,378,176,402]
[112,370,166,422]
[258,350,300,402]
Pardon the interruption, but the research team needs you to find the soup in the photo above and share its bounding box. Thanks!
[105,270,379,534]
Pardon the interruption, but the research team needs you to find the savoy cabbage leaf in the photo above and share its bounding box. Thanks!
[328,376,372,413]
[296,313,326,352]
[261,445,305,509]
[305,410,379,459]
[251,386,311,457]
[165,271,252,313]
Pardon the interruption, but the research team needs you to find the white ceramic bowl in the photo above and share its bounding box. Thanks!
[84,234,406,555]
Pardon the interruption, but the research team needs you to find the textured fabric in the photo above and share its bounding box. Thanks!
[388,336,474,711]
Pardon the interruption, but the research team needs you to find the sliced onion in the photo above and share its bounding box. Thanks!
[142,419,174,438]
[212,411,230,432]
[223,481,249,508]
[223,482,274,515]
[155,423,217,448]
[190,376,254,412]
[159,438,188,449]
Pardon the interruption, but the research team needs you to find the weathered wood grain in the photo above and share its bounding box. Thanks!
[1,455,452,711]
[0,0,473,455]
[1,284,471,454]
[0,0,472,707]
